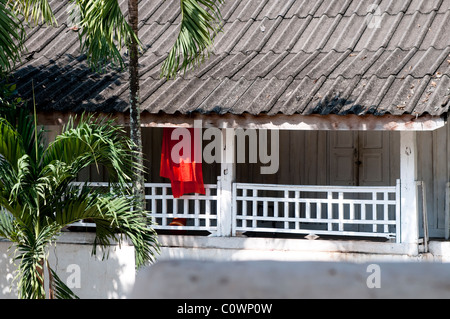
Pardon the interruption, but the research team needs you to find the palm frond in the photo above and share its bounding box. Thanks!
[72,0,139,71]
[54,187,159,268]
[0,208,16,240]
[0,118,26,171]
[92,196,159,268]
[48,265,79,299]
[161,0,224,79]
[42,115,138,187]
[0,83,44,160]
[0,0,25,74]
[15,223,60,299]
[10,0,57,26]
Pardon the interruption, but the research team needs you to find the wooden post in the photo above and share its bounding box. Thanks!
[217,127,235,237]
[399,131,419,255]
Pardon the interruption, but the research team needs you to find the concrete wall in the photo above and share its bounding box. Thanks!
[3,233,450,299]
[131,260,450,299]
[132,236,450,299]
[0,232,136,299]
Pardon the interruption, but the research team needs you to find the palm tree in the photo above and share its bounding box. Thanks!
[0,97,159,298]
[2,0,224,209]
[128,0,145,207]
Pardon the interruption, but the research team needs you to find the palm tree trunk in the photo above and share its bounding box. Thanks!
[128,0,145,210]
[47,260,55,299]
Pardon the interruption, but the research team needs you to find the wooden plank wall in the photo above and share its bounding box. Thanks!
[417,124,450,238]
[141,129,329,186]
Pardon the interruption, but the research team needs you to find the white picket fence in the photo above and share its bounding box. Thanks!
[69,181,401,241]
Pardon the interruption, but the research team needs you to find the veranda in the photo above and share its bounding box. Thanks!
[65,112,446,256]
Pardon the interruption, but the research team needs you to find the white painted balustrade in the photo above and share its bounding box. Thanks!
[233,182,401,241]
[70,181,401,241]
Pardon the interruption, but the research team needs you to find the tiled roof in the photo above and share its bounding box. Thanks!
[11,0,450,117]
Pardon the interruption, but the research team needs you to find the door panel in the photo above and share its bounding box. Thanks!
[329,131,390,186]
[358,132,390,186]
[329,132,358,186]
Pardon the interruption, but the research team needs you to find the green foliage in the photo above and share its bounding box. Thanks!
[4,0,224,76]
[0,98,160,298]
[161,0,224,79]
[10,0,57,26]
[0,0,25,74]
[73,0,139,71]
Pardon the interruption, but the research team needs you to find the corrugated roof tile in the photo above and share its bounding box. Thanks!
[354,13,404,51]
[386,11,436,50]
[329,49,384,79]
[284,0,324,19]
[314,0,353,18]
[291,15,344,53]
[406,0,444,14]
[230,78,288,114]
[226,0,270,22]
[438,0,450,13]
[322,14,368,52]
[415,75,450,115]
[255,0,297,20]
[197,78,254,114]
[231,51,288,80]
[351,75,396,114]
[261,15,312,53]
[266,51,317,79]
[269,76,325,115]
[307,75,361,114]
[231,17,281,54]
[365,48,417,79]
[419,10,450,50]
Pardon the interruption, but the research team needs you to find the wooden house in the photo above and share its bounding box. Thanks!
[11,0,450,258]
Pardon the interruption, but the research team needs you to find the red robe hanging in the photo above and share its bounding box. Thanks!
[160,127,205,198]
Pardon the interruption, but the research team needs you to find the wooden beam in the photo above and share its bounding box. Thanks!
[37,111,445,131]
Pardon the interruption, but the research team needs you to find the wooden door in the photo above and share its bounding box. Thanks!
[358,132,390,186]
[329,131,390,186]
[329,131,358,186]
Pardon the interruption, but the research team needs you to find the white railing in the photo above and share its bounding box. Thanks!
[146,183,219,234]
[232,181,401,242]
[69,182,219,234]
[69,181,401,241]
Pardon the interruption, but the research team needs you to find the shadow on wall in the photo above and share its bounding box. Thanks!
[0,241,18,299]
[0,233,136,299]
